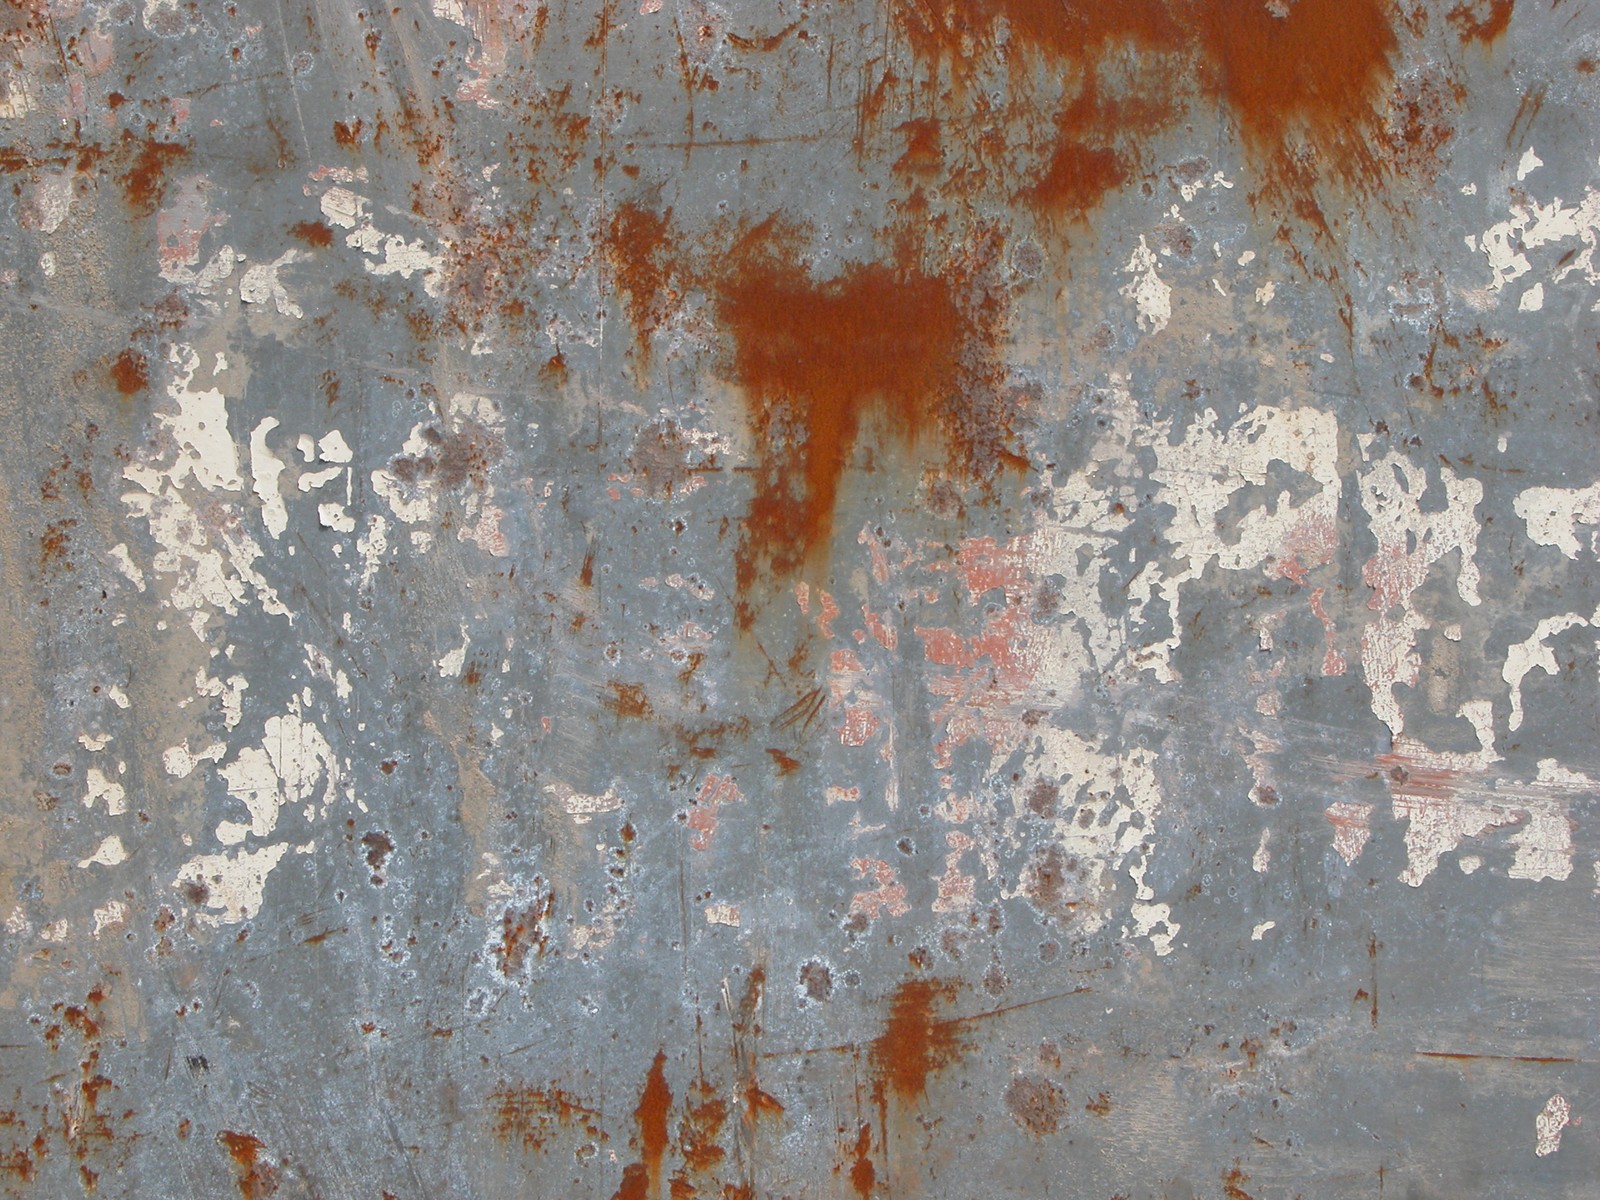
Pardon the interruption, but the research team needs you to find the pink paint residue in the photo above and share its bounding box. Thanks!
[839,705,881,747]
[848,858,909,919]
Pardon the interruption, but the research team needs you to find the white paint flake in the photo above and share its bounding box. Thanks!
[545,781,624,820]
[249,417,289,539]
[1535,1095,1571,1157]
[84,767,127,816]
[1516,480,1600,558]
[78,835,128,868]
[1119,236,1171,334]
[239,250,304,318]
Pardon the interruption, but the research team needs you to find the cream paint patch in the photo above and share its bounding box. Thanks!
[249,417,290,539]
[1476,180,1600,301]
[1120,235,1171,334]
[162,740,226,777]
[92,900,129,937]
[84,766,127,815]
[215,711,338,845]
[175,842,292,926]
[318,184,445,296]
[1515,480,1600,558]
[1503,612,1590,732]
[78,835,128,868]
[120,345,293,640]
[1357,449,1483,738]
[437,625,471,678]
[239,250,304,318]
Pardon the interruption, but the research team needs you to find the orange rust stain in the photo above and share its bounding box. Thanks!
[887,0,1405,232]
[288,220,334,248]
[218,1131,279,1200]
[604,681,654,720]
[716,221,1010,622]
[495,888,555,976]
[1192,0,1398,204]
[613,1049,674,1200]
[605,203,676,374]
[110,348,148,396]
[1447,0,1514,45]
[491,1083,604,1152]
[868,977,966,1103]
[674,1082,727,1182]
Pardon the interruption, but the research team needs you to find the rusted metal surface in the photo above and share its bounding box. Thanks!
[1,0,1598,1195]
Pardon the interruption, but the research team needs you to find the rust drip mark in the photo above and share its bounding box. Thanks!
[218,1131,279,1200]
[613,1049,673,1200]
[717,221,1014,624]
[1415,1051,1582,1064]
[1368,932,1380,1028]
[846,1123,875,1199]
[1447,0,1515,45]
[604,203,677,377]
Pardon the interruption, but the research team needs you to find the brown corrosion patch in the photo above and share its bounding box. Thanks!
[1447,0,1514,45]
[604,202,676,375]
[118,134,189,213]
[110,348,148,396]
[716,221,1012,623]
[603,681,654,720]
[868,977,967,1103]
[1004,1073,1067,1135]
[288,220,334,248]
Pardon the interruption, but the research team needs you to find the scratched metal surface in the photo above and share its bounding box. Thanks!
[2,0,1599,1196]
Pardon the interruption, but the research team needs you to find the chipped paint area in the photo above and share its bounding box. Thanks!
[1,1,1597,1196]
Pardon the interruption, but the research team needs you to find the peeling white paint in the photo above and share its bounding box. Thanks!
[1120,236,1171,334]
[1535,1095,1571,1157]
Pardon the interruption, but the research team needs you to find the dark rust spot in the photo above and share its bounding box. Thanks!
[288,220,334,248]
[110,349,148,396]
[1004,1073,1067,1135]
